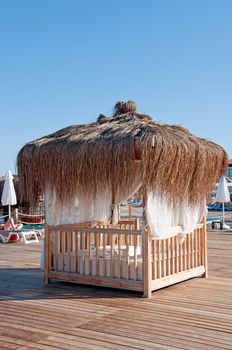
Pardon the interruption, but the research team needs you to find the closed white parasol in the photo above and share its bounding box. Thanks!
[215,176,230,229]
[1,170,17,219]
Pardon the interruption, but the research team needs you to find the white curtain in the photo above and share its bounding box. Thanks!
[45,186,112,226]
[45,175,142,226]
[45,185,206,240]
[145,192,206,240]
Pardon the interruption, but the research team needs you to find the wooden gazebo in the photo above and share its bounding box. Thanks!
[17,101,228,297]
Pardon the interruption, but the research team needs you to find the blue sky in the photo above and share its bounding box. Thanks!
[0,0,231,174]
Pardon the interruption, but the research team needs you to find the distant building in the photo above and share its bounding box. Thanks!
[227,159,232,179]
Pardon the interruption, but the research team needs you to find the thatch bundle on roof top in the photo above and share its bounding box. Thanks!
[17,101,228,206]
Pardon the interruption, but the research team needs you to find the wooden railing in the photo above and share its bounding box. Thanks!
[45,219,207,297]
[149,223,207,294]
[45,220,144,292]
[151,224,205,279]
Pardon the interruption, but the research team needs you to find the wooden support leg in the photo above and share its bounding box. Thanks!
[143,228,152,298]
[202,215,208,278]
[44,224,51,284]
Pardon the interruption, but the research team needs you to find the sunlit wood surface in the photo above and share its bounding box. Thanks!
[0,229,231,350]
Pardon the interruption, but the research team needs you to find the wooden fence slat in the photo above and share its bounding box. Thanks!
[162,240,166,277]
[175,236,179,273]
[191,232,194,269]
[126,233,130,280]
[53,230,57,272]
[62,231,65,273]
[194,230,197,268]
[198,228,201,266]
[157,240,161,278]
[68,231,71,273]
[166,238,170,277]
[183,236,186,271]
[118,234,121,278]
[152,240,155,280]
[81,232,85,274]
[89,232,92,275]
[75,231,78,273]
[110,234,114,277]
[179,241,183,273]
[187,233,190,270]
[103,232,107,277]
[134,234,138,281]
[171,237,174,275]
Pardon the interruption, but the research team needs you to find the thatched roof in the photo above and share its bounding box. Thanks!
[17,101,228,206]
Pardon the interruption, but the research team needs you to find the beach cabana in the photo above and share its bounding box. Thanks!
[17,101,228,297]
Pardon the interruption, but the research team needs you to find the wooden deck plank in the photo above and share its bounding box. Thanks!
[80,318,232,346]
[0,340,20,350]
[0,229,232,350]
[77,325,231,350]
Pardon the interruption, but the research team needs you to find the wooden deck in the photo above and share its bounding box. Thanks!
[0,229,231,350]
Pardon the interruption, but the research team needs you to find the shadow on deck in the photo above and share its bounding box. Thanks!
[0,267,141,302]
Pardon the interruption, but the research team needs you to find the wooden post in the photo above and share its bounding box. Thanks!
[143,227,152,298]
[135,218,140,230]
[142,186,152,298]
[117,204,120,222]
[202,215,208,278]
[44,223,51,284]
[128,205,132,221]
[14,208,18,223]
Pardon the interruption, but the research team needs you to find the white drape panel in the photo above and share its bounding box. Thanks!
[45,187,112,226]
[45,177,142,226]
[178,199,206,233]
[145,192,206,239]
[45,185,206,240]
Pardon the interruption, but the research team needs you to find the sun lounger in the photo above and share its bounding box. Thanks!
[19,230,39,244]
[0,217,40,244]
[0,231,20,243]
[0,229,39,244]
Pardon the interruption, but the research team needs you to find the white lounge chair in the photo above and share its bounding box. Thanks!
[19,230,39,244]
[0,229,39,244]
[0,231,20,243]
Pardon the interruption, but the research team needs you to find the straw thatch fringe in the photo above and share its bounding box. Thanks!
[17,102,228,206]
